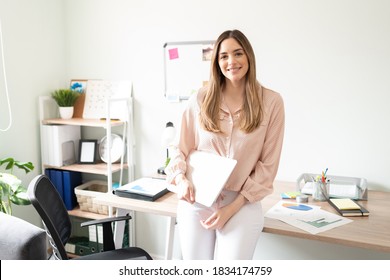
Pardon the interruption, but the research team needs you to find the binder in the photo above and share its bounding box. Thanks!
[52,169,64,201]
[41,125,80,167]
[62,171,82,210]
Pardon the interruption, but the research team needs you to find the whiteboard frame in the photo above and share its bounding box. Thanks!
[163,40,215,101]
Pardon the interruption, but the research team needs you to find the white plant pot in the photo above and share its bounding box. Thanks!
[59,106,74,119]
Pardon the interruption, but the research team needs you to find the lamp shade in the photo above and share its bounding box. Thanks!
[161,122,176,147]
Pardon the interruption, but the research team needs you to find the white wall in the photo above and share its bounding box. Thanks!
[1,0,389,259]
[64,0,390,191]
[0,0,66,225]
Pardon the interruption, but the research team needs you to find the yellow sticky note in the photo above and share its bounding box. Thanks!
[330,198,361,210]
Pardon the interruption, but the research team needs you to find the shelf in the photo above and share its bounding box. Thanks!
[43,162,128,176]
[42,117,125,127]
[68,205,108,220]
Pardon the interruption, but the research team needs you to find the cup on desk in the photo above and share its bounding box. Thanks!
[312,181,329,201]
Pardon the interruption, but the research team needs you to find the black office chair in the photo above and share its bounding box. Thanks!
[28,174,152,260]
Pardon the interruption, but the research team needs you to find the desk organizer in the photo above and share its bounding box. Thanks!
[75,180,113,215]
[296,173,368,200]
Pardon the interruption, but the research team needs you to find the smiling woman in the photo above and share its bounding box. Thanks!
[165,29,285,260]
[218,38,249,87]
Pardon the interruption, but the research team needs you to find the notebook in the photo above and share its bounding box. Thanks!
[114,177,169,201]
[328,198,370,217]
[185,150,237,207]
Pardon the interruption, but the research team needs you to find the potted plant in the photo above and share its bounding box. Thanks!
[51,88,80,119]
[0,157,34,215]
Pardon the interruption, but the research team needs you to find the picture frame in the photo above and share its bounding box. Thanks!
[70,79,88,118]
[70,79,87,94]
[79,140,97,164]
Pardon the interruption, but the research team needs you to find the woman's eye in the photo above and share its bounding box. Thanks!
[235,52,243,57]
[220,55,228,60]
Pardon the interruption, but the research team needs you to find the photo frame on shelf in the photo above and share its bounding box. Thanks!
[79,139,97,164]
[70,79,87,93]
[70,79,88,118]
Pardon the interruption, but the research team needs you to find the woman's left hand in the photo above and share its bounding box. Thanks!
[200,207,233,230]
[200,193,247,230]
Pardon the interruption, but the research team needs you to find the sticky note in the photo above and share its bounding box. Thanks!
[169,48,179,60]
[281,191,301,199]
[329,198,361,210]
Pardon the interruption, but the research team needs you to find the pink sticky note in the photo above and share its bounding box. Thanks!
[169,48,179,60]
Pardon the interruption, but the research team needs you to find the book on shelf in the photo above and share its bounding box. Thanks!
[328,198,370,217]
[113,177,170,201]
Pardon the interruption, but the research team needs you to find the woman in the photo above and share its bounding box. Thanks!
[165,29,285,260]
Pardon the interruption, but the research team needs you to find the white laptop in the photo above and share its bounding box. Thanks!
[184,150,237,207]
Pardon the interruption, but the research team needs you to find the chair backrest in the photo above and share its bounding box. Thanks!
[28,175,71,260]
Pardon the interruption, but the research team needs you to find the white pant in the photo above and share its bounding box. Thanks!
[177,190,264,260]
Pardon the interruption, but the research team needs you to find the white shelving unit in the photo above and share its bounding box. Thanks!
[38,89,136,248]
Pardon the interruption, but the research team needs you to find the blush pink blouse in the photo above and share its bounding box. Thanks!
[165,86,285,203]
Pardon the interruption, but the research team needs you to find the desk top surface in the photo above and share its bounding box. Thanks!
[94,180,390,253]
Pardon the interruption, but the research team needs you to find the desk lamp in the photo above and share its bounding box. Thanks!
[157,122,176,175]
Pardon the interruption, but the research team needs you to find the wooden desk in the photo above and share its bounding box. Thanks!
[94,181,390,259]
[263,181,390,253]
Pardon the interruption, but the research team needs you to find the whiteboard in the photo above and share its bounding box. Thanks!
[164,40,214,101]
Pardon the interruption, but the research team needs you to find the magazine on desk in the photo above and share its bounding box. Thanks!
[114,177,170,201]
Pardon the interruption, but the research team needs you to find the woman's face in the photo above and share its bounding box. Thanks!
[218,38,249,85]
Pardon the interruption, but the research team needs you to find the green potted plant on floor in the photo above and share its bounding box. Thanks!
[0,157,34,215]
[51,88,80,119]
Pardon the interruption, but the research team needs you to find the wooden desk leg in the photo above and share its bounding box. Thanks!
[114,209,135,248]
[165,217,176,260]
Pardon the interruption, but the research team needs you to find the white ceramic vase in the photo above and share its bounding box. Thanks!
[59,106,74,119]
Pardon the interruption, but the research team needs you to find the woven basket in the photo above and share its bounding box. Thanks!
[75,180,112,215]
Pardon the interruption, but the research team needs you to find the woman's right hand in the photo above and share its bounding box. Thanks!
[175,174,195,204]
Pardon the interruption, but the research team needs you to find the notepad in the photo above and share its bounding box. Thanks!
[185,150,237,207]
[329,198,361,210]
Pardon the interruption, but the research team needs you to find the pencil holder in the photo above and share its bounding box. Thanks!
[312,181,329,201]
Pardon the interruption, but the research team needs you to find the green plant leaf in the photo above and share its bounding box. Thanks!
[0,158,35,214]
[0,181,11,196]
[51,89,80,107]
[0,157,15,171]
[10,191,31,206]
[0,201,11,215]
[14,161,34,173]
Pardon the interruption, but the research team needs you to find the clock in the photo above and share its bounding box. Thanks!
[98,134,124,163]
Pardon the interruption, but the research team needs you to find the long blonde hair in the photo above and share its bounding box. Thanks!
[200,30,263,134]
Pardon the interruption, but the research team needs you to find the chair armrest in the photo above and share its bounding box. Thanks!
[80,215,132,227]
